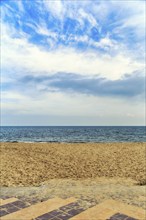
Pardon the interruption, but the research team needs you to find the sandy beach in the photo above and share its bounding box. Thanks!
[0,142,145,187]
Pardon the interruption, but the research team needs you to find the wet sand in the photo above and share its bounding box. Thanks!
[0,142,145,187]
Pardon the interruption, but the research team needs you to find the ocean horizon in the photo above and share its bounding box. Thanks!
[1,126,146,143]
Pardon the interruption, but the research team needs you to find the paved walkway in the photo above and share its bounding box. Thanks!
[0,195,145,219]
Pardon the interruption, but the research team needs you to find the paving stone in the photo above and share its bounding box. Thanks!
[36,212,54,219]
[0,207,4,210]
[59,203,79,212]
[109,216,137,220]
[109,213,128,220]
[108,212,120,219]
[59,206,72,212]
[0,199,29,212]
[57,212,72,220]
[1,203,15,209]
[126,217,138,220]
[51,217,61,220]
[0,196,10,200]
[117,214,131,220]
[6,205,20,213]
[0,197,18,206]
[0,210,9,217]
[12,200,29,208]
[67,208,84,216]
[49,209,64,216]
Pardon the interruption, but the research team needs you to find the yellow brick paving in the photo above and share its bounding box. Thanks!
[0,198,18,206]
[70,199,146,220]
[0,197,145,220]
[1,197,76,220]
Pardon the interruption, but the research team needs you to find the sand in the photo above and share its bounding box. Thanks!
[0,142,145,187]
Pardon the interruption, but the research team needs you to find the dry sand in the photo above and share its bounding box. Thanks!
[0,142,145,187]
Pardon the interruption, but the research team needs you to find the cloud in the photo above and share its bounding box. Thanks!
[43,0,64,19]
[1,0,144,85]
[18,71,144,99]
[1,23,144,82]
[1,0,145,56]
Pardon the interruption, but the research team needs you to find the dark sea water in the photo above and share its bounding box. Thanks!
[0,126,146,142]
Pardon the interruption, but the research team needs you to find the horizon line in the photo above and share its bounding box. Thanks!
[1,125,145,127]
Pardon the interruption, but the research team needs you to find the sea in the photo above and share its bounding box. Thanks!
[0,126,146,143]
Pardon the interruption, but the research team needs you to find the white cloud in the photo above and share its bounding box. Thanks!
[91,35,118,51]
[78,8,99,28]
[1,22,144,81]
[44,0,64,19]
[26,20,58,39]
[17,0,24,13]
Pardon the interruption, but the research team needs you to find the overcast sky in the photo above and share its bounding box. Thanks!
[1,0,145,126]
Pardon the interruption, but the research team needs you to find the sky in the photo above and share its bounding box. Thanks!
[1,0,145,126]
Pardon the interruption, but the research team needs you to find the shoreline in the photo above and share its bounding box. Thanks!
[0,141,146,145]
